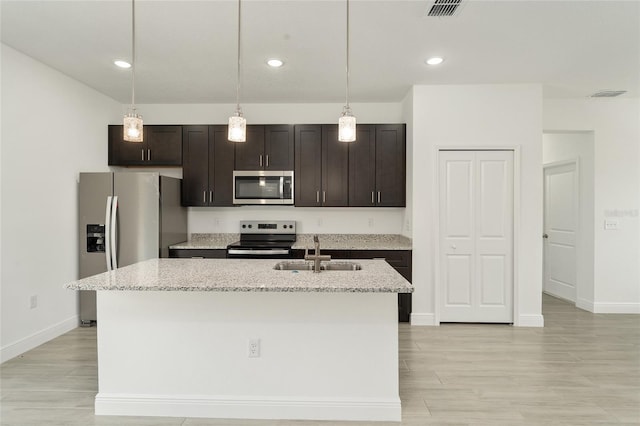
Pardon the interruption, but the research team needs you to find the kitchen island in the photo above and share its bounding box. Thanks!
[65,258,413,422]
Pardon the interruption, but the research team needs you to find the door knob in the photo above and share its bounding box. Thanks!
[451,244,457,249]
[543,234,549,239]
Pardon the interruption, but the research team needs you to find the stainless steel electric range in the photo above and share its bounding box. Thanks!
[226,220,296,259]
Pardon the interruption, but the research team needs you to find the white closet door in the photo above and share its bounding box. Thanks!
[439,150,514,323]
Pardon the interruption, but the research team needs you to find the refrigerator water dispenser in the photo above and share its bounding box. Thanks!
[86,224,105,252]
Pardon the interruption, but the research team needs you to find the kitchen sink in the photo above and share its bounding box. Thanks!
[320,261,362,271]
[273,261,362,271]
[273,262,315,271]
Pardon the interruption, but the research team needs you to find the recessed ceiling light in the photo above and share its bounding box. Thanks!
[425,57,444,66]
[267,58,284,68]
[114,60,131,69]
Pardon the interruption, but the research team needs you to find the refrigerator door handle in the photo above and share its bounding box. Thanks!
[105,196,113,271]
[110,196,118,269]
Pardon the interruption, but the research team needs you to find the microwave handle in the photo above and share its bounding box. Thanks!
[280,175,284,199]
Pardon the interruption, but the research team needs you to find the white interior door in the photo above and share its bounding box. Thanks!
[439,150,514,323]
[543,161,578,302]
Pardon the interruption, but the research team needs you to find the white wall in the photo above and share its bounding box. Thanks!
[400,89,414,238]
[134,102,407,235]
[130,102,403,126]
[543,132,595,310]
[544,99,640,313]
[410,84,544,327]
[0,45,121,362]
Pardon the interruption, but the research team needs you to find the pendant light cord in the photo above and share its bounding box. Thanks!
[236,0,242,112]
[131,0,136,110]
[345,0,350,109]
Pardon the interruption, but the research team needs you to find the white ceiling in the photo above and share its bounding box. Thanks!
[2,0,639,104]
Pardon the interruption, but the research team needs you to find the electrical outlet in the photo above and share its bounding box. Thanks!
[317,218,323,227]
[604,219,620,230]
[248,338,260,358]
[368,218,374,227]
[29,295,38,309]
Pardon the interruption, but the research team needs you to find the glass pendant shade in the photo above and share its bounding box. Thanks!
[338,0,356,143]
[229,0,246,143]
[228,110,246,142]
[338,107,356,142]
[123,111,143,142]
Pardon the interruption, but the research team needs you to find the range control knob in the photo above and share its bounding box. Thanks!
[242,224,246,229]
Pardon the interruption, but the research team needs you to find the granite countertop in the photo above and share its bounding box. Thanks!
[64,258,413,293]
[170,233,412,250]
[293,234,411,250]
[170,233,240,249]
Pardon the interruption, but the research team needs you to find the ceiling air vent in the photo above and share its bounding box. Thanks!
[590,90,627,98]
[427,0,462,17]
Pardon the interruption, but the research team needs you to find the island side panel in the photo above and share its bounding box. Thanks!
[95,291,401,421]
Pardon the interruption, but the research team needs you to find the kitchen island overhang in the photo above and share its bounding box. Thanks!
[65,258,413,422]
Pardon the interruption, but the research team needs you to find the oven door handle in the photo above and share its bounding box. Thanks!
[227,249,290,255]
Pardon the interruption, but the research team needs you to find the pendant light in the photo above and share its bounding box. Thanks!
[123,0,143,142]
[228,0,246,142]
[338,0,356,142]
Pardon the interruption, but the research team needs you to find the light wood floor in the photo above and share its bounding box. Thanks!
[1,294,639,425]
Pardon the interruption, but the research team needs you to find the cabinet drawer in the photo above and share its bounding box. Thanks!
[169,249,227,259]
[291,249,350,260]
[350,250,410,268]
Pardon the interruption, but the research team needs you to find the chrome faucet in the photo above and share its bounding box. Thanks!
[304,235,331,273]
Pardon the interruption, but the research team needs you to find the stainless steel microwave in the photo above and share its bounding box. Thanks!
[233,171,294,205]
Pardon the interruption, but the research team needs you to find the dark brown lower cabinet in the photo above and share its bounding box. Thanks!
[292,248,412,322]
[169,249,227,259]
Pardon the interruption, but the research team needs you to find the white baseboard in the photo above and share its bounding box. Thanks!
[592,302,640,314]
[410,313,437,326]
[1,315,78,363]
[515,314,544,327]
[95,393,402,422]
[576,298,595,312]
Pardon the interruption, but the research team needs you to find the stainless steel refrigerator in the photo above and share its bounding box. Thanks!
[78,172,187,325]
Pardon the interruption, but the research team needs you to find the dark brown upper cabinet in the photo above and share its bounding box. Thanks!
[234,125,294,171]
[182,125,235,207]
[348,124,406,207]
[108,125,182,166]
[294,125,349,207]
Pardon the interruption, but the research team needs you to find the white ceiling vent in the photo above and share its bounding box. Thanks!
[590,90,627,98]
[427,0,463,17]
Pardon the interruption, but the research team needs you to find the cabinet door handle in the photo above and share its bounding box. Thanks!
[316,191,320,203]
[266,155,269,168]
[323,191,326,203]
[141,149,145,161]
[377,191,381,204]
[203,191,206,203]
[147,149,151,161]
[209,190,213,203]
[371,191,375,204]
[259,155,263,167]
